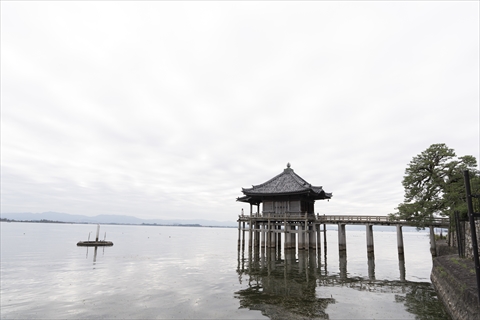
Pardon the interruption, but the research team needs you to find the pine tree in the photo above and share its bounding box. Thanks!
[393,143,478,228]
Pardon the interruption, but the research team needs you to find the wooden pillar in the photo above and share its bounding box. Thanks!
[267,220,271,249]
[284,221,289,250]
[299,225,305,250]
[251,221,256,249]
[263,223,267,250]
[257,223,262,249]
[277,225,282,252]
[338,224,346,252]
[266,222,271,248]
[269,223,274,249]
[261,223,265,249]
[290,225,296,251]
[323,223,327,254]
[265,223,268,250]
[304,224,308,251]
[397,225,404,256]
[254,222,260,249]
[271,223,277,249]
[366,224,375,279]
[430,226,437,257]
[95,224,100,241]
[316,224,321,255]
[304,220,310,250]
[255,222,260,249]
[238,220,241,249]
[248,220,253,251]
[309,224,316,249]
[242,221,245,250]
[366,224,374,254]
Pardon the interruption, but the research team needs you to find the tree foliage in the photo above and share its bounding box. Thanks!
[393,143,479,228]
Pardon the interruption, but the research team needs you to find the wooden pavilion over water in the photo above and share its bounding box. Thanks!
[237,163,332,251]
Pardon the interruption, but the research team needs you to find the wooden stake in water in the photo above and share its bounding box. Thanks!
[96,224,100,242]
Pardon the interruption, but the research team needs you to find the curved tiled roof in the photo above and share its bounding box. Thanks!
[241,164,332,199]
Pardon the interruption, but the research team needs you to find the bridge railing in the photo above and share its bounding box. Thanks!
[237,213,449,226]
[316,215,449,225]
[317,215,394,222]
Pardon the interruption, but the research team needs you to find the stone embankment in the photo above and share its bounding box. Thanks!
[431,240,480,320]
[450,220,480,260]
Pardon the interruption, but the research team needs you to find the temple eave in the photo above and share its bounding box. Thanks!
[241,191,331,200]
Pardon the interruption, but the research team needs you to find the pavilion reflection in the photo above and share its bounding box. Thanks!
[236,247,442,320]
[236,248,334,319]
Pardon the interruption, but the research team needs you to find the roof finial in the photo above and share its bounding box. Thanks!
[287,162,291,168]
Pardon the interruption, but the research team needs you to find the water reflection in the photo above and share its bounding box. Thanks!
[339,251,347,280]
[84,246,108,265]
[236,248,448,320]
[236,249,334,319]
[399,253,406,282]
[367,252,375,280]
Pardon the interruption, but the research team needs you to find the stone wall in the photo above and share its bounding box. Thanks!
[431,253,480,320]
[449,220,480,260]
[465,220,480,259]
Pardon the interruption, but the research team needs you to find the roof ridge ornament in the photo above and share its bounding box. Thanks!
[284,162,293,172]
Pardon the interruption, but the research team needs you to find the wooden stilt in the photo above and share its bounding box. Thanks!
[338,224,346,252]
[396,225,404,256]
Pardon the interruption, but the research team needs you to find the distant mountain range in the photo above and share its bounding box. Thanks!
[0,212,431,232]
[0,211,238,227]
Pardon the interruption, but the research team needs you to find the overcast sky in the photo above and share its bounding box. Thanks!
[1,1,479,222]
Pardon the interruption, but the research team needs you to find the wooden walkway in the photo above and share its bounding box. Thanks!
[316,215,449,227]
[238,214,450,228]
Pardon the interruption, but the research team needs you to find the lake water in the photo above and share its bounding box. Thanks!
[1,222,449,319]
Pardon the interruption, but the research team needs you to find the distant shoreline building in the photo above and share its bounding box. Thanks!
[236,163,332,251]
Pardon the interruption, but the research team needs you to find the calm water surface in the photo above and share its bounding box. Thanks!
[1,222,449,319]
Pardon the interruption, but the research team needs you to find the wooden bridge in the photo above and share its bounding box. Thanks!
[315,214,449,227]
[237,213,450,258]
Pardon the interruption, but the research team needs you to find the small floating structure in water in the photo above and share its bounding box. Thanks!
[77,224,113,247]
[77,240,113,247]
